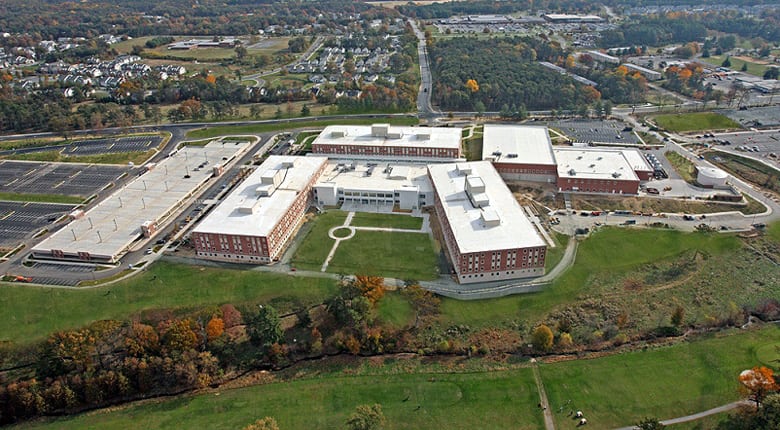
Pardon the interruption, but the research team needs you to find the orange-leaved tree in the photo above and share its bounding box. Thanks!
[355,275,385,305]
[465,79,479,92]
[739,366,778,407]
[206,317,225,341]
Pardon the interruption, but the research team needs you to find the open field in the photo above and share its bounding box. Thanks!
[114,36,291,61]
[17,326,778,430]
[291,211,348,271]
[653,113,741,133]
[350,212,423,230]
[665,151,697,183]
[544,232,570,271]
[186,117,419,139]
[328,230,438,281]
[543,325,780,428]
[17,366,543,430]
[704,151,780,194]
[700,55,773,77]
[0,192,83,205]
[0,261,338,344]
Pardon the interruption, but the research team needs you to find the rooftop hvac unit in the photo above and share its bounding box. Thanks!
[387,131,404,139]
[331,130,347,138]
[417,133,431,140]
[282,160,296,168]
[456,163,472,176]
[371,123,390,137]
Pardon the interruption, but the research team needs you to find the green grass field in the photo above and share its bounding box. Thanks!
[376,291,415,328]
[665,151,697,184]
[17,368,543,430]
[18,326,778,430]
[0,192,84,204]
[542,326,780,428]
[701,55,772,77]
[350,212,423,230]
[439,228,740,328]
[327,231,438,281]
[544,232,571,271]
[0,261,338,344]
[653,112,741,133]
[1,149,156,165]
[291,211,348,271]
[186,118,419,139]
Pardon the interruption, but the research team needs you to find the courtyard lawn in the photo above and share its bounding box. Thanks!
[0,261,338,345]
[542,325,780,429]
[291,211,348,271]
[16,368,543,430]
[652,112,741,133]
[327,231,438,281]
[186,117,419,140]
[350,212,424,230]
[439,227,740,328]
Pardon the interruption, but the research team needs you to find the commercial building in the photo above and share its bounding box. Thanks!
[553,148,641,194]
[586,50,620,65]
[191,155,328,263]
[428,161,547,284]
[622,63,662,81]
[482,125,558,182]
[313,161,432,211]
[311,124,462,161]
[31,141,250,263]
[542,14,604,23]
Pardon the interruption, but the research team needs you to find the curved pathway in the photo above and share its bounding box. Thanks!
[613,400,750,430]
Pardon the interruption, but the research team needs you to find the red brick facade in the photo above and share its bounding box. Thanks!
[313,143,460,159]
[555,176,639,194]
[193,162,327,263]
[492,162,557,181]
[431,178,546,284]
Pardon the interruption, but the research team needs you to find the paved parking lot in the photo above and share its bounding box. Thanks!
[0,161,127,197]
[0,135,163,157]
[0,201,75,247]
[710,129,780,168]
[719,106,780,128]
[546,119,641,145]
[32,262,95,273]
[25,276,81,287]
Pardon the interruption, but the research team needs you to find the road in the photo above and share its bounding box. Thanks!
[408,19,436,117]
[613,400,750,430]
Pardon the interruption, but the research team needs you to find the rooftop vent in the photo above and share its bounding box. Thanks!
[612,172,622,178]
[568,169,576,176]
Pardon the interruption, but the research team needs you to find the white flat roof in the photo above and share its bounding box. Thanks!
[482,125,557,166]
[619,149,653,172]
[316,161,432,193]
[554,148,639,181]
[428,161,546,254]
[33,141,250,260]
[193,155,328,237]
[313,125,462,150]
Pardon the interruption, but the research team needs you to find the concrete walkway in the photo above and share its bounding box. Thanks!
[321,211,355,272]
[613,400,750,430]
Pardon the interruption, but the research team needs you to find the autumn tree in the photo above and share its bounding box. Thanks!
[739,367,778,408]
[159,319,201,354]
[206,317,225,341]
[346,403,386,430]
[465,79,479,92]
[354,276,385,305]
[242,417,280,430]
[220,304,243,328]
[531,325,554,352]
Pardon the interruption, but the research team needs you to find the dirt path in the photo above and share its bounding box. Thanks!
[531,359,556,430]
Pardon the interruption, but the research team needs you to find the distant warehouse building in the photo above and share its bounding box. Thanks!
[428,161,547,284]
[586,50,620,65]
[191,155,328,263]
[622,63,662,81]
[542,14,604,23]
[311,124,462,162]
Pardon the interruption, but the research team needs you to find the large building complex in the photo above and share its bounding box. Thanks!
[191,155,328,263]
[482,125,652,195]
[31,141,250,263]
[311,124,463,161]
[313,161,432,211]
[428,161,548,284]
